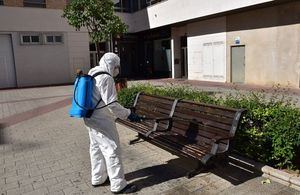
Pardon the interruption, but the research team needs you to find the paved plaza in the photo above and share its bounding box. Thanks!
[0,83,299,195]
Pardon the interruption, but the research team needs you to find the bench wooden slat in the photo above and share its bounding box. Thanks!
[172,113,232,131]
[139,94,176,105]
[148,134,208,160]
[177,100,239,113]
[137,101,174,114]
[136,104,172,116]
[170,119,229,137]
[151,131,211,152]
[174,104,234,125]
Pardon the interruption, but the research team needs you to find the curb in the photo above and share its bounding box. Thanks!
[229,154,300,191]
[262,166,300,191]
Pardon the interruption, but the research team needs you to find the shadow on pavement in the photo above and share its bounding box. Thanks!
[0,123,8,144]
[125,155,262,191]
[211,163,262,185]
[125,158,188,190]
[0,124,45,153]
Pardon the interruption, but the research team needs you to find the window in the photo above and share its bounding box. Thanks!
[114,0,133,13]
[20,34,41,44]
[23,0,46,8]
[44,34,63,44]
[0,0,4,5]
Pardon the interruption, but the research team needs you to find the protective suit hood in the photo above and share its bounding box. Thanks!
[89,53,120,77]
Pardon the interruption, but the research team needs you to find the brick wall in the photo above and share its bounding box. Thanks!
[46,0,67,9]
[3,0,67,9]
[4,0,23,7]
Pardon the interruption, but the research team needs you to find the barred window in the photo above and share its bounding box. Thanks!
[23,0,46,8]
[20,34,42,45]
[44,34,64,44]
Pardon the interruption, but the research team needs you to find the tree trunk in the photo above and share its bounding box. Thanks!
[95,42,101,65]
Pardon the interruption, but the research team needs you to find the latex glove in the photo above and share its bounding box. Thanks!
[127,112,142,122]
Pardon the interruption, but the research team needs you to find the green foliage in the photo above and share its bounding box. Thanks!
[63,0,127,43]
[118,84,300,169]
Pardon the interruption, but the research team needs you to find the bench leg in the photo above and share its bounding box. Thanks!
[129,134,143,145]
[186,161,214,179]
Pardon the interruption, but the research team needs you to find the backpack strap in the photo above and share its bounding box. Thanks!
[92,71,111,78]
[90,71,113,112]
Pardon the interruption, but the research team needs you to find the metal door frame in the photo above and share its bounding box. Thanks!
[181,46,188,78]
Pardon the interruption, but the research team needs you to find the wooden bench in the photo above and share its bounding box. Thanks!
[117,92,178,142]
[117,93,246,178]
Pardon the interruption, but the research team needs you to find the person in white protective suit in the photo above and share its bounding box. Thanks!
[84,52,141,194]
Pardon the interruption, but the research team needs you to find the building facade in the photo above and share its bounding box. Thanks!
[115,0,300,88]
[0,0,90,89]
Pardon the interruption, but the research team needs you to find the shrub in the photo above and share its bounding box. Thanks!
[118,84,300,169]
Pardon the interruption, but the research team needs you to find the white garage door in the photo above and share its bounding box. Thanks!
[202,41,225,81]
[0,35,17,88]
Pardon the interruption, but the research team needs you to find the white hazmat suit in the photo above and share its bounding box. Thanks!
[84,53,132,193]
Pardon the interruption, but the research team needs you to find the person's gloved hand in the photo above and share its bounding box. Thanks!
[127,112,142,122]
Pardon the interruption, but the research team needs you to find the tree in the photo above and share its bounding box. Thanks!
[63,0,127,60]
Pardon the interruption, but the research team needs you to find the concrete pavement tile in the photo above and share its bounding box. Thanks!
[62,186,86,195]
[0,178,4,185]
[22,187,48,195]
[18,176,43,187]
[6,184,33,195]
[0,181,19,191]
[37,161,59,170]
[42,170,65,180]
[0,170,17,180]
[46,180,73,193]
[274,187,300,195]
[161,186,191,195]
[55,171,82,183]
[219,177,291,195]
[16,168,30,177]
[29,167,52,177]
[32,178,57,190]
[5,174,30,184]
[46,190,64,195]
[183,177,209,192]
[193,177,233,195]
[290,184,300,192]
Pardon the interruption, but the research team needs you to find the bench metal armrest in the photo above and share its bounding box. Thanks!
[145,117,172,137]
[212,135,234,144]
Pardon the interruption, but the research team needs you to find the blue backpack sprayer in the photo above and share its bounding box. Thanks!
[69,70,111,118]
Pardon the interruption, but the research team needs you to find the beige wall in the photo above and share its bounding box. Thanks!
[124,0,274,33]
[0,6,89,87]
[10,32,71,87]
[0,6,76,32]
[226,1,300,87]
[187,17,227,82]
[172,17,227,81]
[67,32,90,80]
